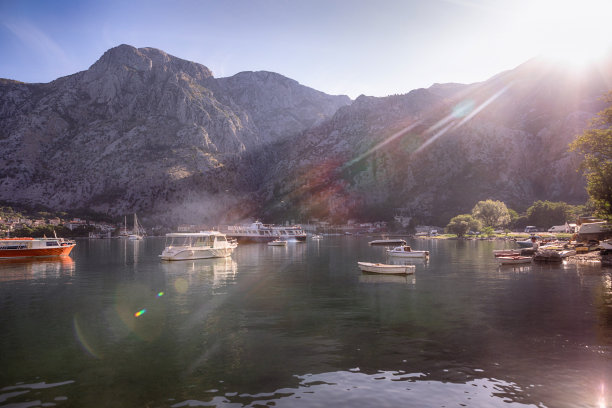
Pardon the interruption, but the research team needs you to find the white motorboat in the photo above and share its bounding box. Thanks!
[311,234,323,240]
[516,236,541,248]
[268,239,287,246]
[387,245,429,258]
[357,261,415,275]
[496,255,532,265]
[160,231,237,261]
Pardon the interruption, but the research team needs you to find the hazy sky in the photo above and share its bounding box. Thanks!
[1,0,611,98]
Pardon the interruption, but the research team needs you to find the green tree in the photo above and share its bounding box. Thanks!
[471,199,510,228]
[481,226,495,237]
[526,200,572,228]
[446,214,482,238]
[570,91,612,220]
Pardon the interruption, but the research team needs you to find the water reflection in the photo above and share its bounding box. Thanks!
[168,369,548,407]
[1,237,611,408]
[359,273,415,285]
[161,257,238,292]
[0,257,75,282]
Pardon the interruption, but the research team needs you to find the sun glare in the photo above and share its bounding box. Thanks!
[520,0,612,67]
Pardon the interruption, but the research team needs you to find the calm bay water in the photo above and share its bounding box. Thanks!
[0,236,611,407]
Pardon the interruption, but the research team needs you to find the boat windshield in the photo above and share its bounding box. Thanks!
[166,234,216,247]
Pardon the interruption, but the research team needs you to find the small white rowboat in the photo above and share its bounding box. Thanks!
[496,255,532,265]
[357,262,415,274]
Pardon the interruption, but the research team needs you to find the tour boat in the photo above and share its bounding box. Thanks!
[496,255,532,265]
[357,261,415,275]
[387,245,429,258]
[0,237,76,259]
[159,231,237,261]
[221,221,307,242]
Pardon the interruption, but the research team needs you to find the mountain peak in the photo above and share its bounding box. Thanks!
[89,44,213,80]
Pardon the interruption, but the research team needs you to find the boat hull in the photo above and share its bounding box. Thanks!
[496,256,532,265]
[369,239,407,246]
[226,235,306,243]
[160,247,234,261]
[387,251,429,258]
[0,245,75,259]
[357,262,415,275]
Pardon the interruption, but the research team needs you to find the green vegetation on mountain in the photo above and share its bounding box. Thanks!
[570,91,612,220]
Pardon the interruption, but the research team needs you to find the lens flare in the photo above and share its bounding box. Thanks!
[134,309,147,317]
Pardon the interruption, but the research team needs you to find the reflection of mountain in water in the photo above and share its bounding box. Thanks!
[0,257,75,282]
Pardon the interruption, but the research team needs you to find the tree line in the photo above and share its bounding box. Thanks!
[445,199,586,238]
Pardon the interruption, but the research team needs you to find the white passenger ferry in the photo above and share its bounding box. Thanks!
[221,221,307,242]
[159,231,237,261]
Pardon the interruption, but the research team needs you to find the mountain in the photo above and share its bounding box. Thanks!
[0,45,350,224]
[0,45,610,226]
[260,56,612,225]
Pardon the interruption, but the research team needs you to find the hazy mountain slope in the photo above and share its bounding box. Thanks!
[0,45,350,224]
[262,57,612,225]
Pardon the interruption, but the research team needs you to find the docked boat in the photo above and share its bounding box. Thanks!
[387,245,429,258]
[493,249,523,257]
[496,255,532,265]
[128,213,145,240]
[267,239,287,246]
[0,237,76,259]
[516,236,541,248]
[159,231,237,261]
[221,221,307,242]
[357,261,415,275]
[368,238,407,246]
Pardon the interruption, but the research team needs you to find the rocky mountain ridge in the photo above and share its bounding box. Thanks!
[0,45,350,224]
[1,45,610,226]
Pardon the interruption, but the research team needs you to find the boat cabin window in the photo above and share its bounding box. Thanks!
[194,236,214,246]
[0,244,27,250]
[46,241,60,246]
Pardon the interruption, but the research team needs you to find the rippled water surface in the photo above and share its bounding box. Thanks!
[0,237,611,407]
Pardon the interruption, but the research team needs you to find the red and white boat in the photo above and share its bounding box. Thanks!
[0,237,76,259]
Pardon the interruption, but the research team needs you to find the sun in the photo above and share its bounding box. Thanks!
[521,0,612,67]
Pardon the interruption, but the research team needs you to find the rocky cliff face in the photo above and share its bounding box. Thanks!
[0,46,609,226]
[0,45,350,224]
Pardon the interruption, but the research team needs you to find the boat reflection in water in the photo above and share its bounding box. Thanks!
[0,257,75,282]
[160,256,238,293]
[359,273,415,285]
